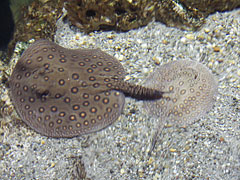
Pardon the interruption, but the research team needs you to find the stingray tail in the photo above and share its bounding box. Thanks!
[113,80,164,100]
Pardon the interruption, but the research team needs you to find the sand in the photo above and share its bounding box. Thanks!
[0,8,239,180]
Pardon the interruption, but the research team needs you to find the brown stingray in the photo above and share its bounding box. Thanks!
[9,40,163,137]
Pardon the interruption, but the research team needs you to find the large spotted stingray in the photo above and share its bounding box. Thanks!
[9,40,163,137]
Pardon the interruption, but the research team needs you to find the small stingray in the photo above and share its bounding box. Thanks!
[9,40,163,137]
[143,60,218,152]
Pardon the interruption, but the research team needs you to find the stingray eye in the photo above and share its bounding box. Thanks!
[36,90,49,98]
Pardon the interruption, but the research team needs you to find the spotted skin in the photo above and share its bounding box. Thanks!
[10,40,163,137]
[143,60,218,153]
[9,40,127,137]
[143,60,218,127]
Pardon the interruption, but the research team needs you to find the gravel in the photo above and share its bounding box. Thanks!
[0,8,239,180]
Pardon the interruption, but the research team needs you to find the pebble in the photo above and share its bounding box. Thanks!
[148,157,154,165]
[125,75,131,81]
[197,34,205,40]
[216,59,224,63]
[75,34,80,40]
[185,33,195,40]
[180,37,187,43]
[208,62,213,68]
[152,56,160,65]
[162,40,169,45]
[120,168,125,174]
[107,34,116,39]
[138,169,144,177]
[50,162,55,168]
[219,137,225,142]
[213,46,221,52]
[204,28,211,33]
[227,60,235,65]
[170,148,177,152]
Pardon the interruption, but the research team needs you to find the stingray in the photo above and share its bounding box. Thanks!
[143,60,218,153]
[9,39,163,137]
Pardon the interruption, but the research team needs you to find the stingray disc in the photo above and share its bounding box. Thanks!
[143,60,218,127]
[9,40,126,137]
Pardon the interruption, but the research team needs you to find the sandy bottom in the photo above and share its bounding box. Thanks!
[0,9,239,180]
